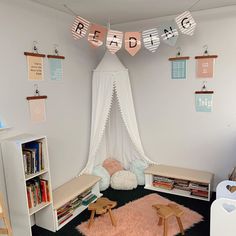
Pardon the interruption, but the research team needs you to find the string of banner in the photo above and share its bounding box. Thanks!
[71,10,196,56]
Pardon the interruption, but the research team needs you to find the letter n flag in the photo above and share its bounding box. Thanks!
[106,30,123,54]
[71,16,90,40]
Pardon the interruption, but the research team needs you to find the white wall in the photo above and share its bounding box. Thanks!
[0,0,99,202]
[113,6,236,188]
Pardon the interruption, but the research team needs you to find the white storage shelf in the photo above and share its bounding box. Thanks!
[1,134,55,236]
[53,174,102,231]
[144,164,214,201]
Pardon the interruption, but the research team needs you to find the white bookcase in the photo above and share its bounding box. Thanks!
[144,164,214,201]
[1,134,55,236]
[52,174,102,231]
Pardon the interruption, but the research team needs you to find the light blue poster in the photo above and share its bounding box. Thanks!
[195,93,213,112]
[49,58,63,81]
[171,60,186,79]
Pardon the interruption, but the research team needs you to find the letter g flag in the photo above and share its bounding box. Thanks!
[175,11,196,36]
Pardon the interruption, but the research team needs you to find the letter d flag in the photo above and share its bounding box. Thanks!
[125,32,141,56]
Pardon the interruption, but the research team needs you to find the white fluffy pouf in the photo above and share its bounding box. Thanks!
[110,170,138,190]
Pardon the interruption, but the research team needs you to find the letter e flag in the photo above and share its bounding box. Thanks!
[88,24,107,47]
[106,30,123,54]
[142,28,160,52]
[175,11,196,36]
[125,32,141,56]
[71,16,90,40]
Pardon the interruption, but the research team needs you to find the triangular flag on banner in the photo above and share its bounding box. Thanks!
[175,11,196,36]
[106,30,123,54]
[88,24,107,47]
[142,28,160,52]
[125,32,141,56]
[159,21,179,46]
[71,16,90,40]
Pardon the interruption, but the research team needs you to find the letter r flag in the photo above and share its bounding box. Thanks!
[175,11,196,36]
[71,16,90,40]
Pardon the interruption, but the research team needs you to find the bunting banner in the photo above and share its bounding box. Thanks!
[159,21,179,46]
[70,12,197,55]
[88,24,107,47]
[71,16,90,40]
[106,30,123,54]
[125,32,141,56]
[142,28,160,52]
[175,11,196,36]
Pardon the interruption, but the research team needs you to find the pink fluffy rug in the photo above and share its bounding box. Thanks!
[77,193,203,236]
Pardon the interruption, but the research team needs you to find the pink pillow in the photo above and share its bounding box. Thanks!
[102,158,124,176]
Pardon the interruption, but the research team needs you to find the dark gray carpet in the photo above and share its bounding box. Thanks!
[32,186,214,236]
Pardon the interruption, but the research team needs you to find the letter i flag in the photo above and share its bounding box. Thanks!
[106,30,123,54]
[125,32,141,56]
[88,24,107,47]
[175,11,196,36]
[142,28,160,52]
[71,16,90,40]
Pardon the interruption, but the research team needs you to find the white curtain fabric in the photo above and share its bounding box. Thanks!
[81,51,153,174]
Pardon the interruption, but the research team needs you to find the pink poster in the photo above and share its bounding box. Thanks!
[28,99,46,123]
[196,57,214,78]
[125,32,141,56]
[88,24,107,47]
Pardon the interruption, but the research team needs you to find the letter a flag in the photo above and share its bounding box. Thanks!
[142,28,160,52]
[71,16,90,40]
[159,21,179,46]
[106,30,123,54]
[125,32,141,56]
[175,11,196,36]
[88,24,107,47]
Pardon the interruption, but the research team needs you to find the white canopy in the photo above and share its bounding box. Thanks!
[82,51,153,174]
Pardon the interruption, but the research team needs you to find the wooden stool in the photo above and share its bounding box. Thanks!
[152,203,184,236]
[88,197,117,228]
[0,193,12,236]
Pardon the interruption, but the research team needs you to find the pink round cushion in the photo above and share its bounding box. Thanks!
[102,158,124,176]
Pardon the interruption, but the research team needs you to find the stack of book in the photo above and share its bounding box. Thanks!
[57,203,73,226]
[189,181,208,198]
[26,178,50,209]
[22,141,44,175]
[82,193,97,206]
[174,179,190,191]
[70,196,82,210]
[152,175,174,190]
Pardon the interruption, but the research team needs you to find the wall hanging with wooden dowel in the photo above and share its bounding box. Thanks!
[26,84,47,123]
[195,45,218,79]
[24,41,45,81]
[47,44,65,81]
[195,82,214,112]
[168,47,190,80]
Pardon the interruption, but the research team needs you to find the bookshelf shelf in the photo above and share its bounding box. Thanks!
[1,134,55,236]
[25,169,48,181]
[144,164,214,201]
[0,127,11,132]
[29,201,51,216]
[52,174,102,231]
